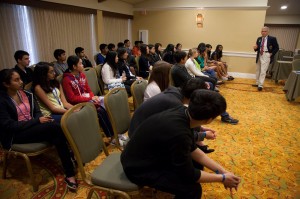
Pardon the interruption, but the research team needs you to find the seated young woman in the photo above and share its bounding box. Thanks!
[144,61,172,101]
[211,44,234,80]
[101,51,127,90]
[62,56,125,145]
[185,48,217,91]
[32,62,73,123]
[0,69,77,190]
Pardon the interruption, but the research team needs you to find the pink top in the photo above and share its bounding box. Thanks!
[13,90,32,121]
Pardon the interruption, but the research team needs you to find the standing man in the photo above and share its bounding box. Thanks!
[253,26,279,91]
[14,50,33,86]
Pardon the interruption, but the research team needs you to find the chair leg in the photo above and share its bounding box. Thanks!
[21,154,38,192]
[2,152,8,179]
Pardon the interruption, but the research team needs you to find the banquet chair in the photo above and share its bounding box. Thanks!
[293,54,300,60]
[1,142,53,192]
[83,67,102,96]
[94,64,105,94]
[130,79,148,110]
[292,59,300,71]
[104,88,131,150]
[61,102,140,199]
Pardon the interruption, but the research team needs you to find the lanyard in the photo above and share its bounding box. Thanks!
[9,91,31,121]
[52,87,62,105]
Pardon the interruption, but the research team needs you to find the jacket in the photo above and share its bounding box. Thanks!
[0,90,42,149]
[255,35,279,64]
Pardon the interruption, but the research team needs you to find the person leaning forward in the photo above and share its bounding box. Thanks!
[121,89,241,199]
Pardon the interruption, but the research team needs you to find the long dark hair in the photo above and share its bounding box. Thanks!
[215,44,223,59]
[32,62,59,93]
[163,44,175,54]
[155,43,162,56]
[148,61,172,92]
[104,51,118,77]
[0,69,17,91]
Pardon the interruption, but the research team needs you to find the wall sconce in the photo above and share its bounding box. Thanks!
[196,14,204,28]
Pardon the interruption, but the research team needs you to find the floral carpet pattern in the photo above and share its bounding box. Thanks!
[0,78,299,199]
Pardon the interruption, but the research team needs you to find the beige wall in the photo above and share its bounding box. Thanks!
[297,32,300,50]
[133,9,266,74]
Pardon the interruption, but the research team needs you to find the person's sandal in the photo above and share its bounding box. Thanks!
[65,177,78,191]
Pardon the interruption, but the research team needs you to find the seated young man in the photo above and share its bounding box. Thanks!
[96,43,108,65]
[53,49,68,76]
[122,89,241,199]
[13,50,33,86]
[75,47,93,68]
[171,51,239,124]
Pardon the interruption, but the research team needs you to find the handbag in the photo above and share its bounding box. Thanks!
[107,82,125,90]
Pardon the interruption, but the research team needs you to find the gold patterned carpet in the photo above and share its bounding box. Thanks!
[0,78,299,199]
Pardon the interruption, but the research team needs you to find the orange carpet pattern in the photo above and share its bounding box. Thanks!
[0,78,299,199]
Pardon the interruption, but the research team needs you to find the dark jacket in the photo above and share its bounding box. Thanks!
[171,64,192,87]
[255,35,279,64]
[14,65,34,86]
[0,90,42,149]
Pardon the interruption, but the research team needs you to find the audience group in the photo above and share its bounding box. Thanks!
[0,40,241,198]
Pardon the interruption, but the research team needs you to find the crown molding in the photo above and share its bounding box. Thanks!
[133,6,269,11]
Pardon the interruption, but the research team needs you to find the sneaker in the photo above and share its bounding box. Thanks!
[221,76,228,81]
[221,116,239,125]
[118,134,128,141]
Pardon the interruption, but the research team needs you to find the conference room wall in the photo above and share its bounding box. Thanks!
[133,9,266,75]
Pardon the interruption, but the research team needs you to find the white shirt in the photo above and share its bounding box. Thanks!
[101,63,123,85]
[185,58,208,77]
[144,81,161,101]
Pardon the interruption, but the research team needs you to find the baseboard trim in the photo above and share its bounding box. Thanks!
[228,72,256,79]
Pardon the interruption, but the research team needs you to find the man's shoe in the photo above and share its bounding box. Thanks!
[252,84,259,87]
[221,116,239,125]
[258,86,263,91]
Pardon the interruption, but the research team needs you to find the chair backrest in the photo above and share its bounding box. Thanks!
[293,54,300,60]
[104,88,131,135]
[292,59,300,71]
[130,80,148,109]
[95,64,105,94]
[135,56,140,74]
[83,67,102,96]
[61,102,106,165]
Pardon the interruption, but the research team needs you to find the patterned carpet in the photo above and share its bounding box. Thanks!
[0,78,299,199]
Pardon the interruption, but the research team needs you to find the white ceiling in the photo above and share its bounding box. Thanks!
[120,0,300,15]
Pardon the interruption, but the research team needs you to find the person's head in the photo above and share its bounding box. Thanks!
[215,44,223,52]
[140,44,149,56]
[117,42,125,49]
[134,40,139,46]
[108,43,116,51]
[124,39,131,48]
[164,44,175,53]
[53,49,66,62]
[75,47,85,58]
[117,47,128,60]
[197,43,206,52]
[67,55,83,72]
[14,50,30,67]
[148,44,155,54]
[176,43,182,52]
[174,51,187,64]
[261,26,269,37]
[105,51,118,67]
[99,44,108,55]
[180,78,207,99]
[188,48,198,59]
[205,44,212,52]
[199,46,206,56]
[0,69,23,92]
[32,62,59,93]
[155,43,162,53]
[148,61,172,92]
[188,89,227,125]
